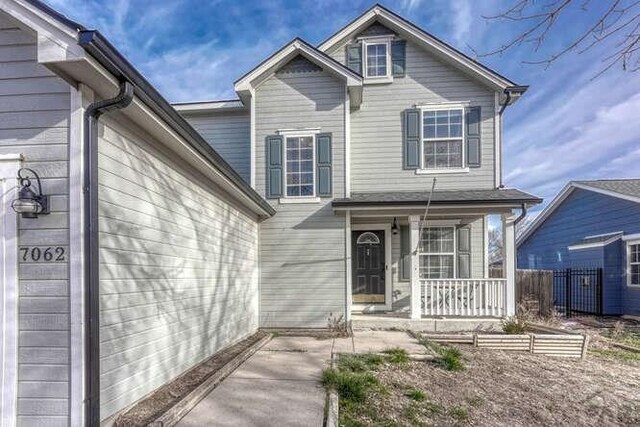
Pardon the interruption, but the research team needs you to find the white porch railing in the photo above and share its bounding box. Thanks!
[421,279,507,317]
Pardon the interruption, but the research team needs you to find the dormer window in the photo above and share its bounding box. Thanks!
[364,41,389,78]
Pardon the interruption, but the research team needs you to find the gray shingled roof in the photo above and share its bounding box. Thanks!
[332,188,542,208]
[574,179,640,199]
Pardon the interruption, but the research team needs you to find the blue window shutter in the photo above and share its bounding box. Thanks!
[391,40,406,77]
[404,108,420,169]
[346,44,362,75]
[457,226,471,278]
[466,106,481,168]
[266,135,283,198]
[316,133,332,197]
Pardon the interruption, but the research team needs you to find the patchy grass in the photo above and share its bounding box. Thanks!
[325,343,640,426]
[381,347,410,365]
[604,329,640,348]
[404,388,426,401]
[434,346,465,372]
[590,348,640,363]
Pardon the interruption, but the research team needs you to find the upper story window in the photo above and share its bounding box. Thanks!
[629,242,640,286]
[285,135,315,197]
[365,42,388,78]
[423,108,464,169]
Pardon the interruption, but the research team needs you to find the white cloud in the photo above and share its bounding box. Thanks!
[449,1,472,46]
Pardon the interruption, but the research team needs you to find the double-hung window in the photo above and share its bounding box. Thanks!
[285,135,315,197]
[629,242,640,286]
[418,227,455,279]
[422,108,464,169]
[362,39,391,80]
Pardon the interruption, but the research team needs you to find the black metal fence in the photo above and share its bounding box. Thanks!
[553,268,603,317]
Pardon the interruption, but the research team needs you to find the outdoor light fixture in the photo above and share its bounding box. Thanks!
[392,217,399,235]
[11,168,49,218]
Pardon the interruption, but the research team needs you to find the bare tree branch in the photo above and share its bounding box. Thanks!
[478,0,640,76]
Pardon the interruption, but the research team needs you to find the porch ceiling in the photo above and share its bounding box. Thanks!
[332,188,542,209]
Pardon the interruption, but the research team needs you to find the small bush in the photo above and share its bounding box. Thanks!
[436,346,465,372]
[321,368,378,403]
[405,388,426,401]
[502,316,527,334]
[448,405,469,420]
[382,347,410,365]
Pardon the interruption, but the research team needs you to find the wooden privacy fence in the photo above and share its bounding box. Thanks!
[516,269,553,317]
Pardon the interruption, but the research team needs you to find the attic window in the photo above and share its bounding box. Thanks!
[362,38,392,81]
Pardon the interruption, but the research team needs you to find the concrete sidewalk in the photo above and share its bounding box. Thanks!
[177,331,423,426]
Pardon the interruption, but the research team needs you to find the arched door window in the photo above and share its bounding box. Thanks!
[357,232,380,245]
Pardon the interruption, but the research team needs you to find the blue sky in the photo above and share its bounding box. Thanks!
[46,0,640,212]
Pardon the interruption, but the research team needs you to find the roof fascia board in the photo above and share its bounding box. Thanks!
[234,39,362,93]
[5,0,86,62]
[517,182,640,246]
[572,183,640,205]
[332,202,535,211]
[318,5,516,91]
[567,235,622,251]
[173,100,246,113]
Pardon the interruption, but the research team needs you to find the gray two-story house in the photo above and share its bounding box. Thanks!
[176,4,541,328]
[0,1,541,424]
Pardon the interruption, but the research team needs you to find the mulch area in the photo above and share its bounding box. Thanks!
[113,331,268,426]
[354,345,640,426]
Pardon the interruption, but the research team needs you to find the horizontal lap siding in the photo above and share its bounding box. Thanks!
[256,70,346,328]
[97,117,259,418]
[518,189,640,315]
[182,110,251,182]
[0,13,72,426]
[329,40,496,192]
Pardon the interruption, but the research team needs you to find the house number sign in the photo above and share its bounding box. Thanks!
[20,246,66,262]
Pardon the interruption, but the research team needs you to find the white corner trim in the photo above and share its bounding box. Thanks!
[626,239,640,287]
[250,88,256,189]
[345,211,352,321]
[494,91,501,188]
[344,89,351,198]
[69,85,88,427]
[279,197,322,204]
[0,154,21,427]
[415,168,470,175]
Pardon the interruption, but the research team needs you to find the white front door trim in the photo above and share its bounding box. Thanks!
[0,154,22,427]
[351,223,393,312]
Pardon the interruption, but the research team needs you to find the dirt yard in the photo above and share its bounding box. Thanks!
[335,345,640,426]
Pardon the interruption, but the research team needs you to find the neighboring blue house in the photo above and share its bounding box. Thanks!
[517,179,640,316]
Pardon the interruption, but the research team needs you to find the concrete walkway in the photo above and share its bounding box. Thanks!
[177,331,424,427]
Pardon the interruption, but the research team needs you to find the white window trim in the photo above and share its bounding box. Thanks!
[362,37,393,83]
[418,226,457,279]
[417,104,469,174]
[281,133,316,200]
[626,239,640,287]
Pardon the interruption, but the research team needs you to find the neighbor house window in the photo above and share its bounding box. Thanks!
[422,109,464,169]
[629,243,640,286]
[285,135,315,197]
[418,227,455,279]
[365,42,388,77]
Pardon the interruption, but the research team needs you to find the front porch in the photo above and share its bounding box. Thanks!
[333,188,543,325]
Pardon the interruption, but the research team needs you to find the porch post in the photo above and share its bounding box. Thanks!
[345,210,352,322]
[502,213,517,317]
[409,215,421,320]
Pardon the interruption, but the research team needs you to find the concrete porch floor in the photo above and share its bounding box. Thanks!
[351,313,503,332]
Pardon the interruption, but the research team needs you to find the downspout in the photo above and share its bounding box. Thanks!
[83,81,134,426]
[514,203,527,226]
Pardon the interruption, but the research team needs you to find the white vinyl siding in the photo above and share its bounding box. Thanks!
[97,117,259,419]
[328,37,497,191]
[0,12,72,427]
[255,67,346,328]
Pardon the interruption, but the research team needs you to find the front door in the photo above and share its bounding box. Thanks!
[352,230,386,304]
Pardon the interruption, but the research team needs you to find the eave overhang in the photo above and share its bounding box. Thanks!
[234,38,363,108]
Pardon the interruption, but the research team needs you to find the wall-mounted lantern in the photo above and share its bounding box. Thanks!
[11,168,49,218]
[392,217,399,235]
